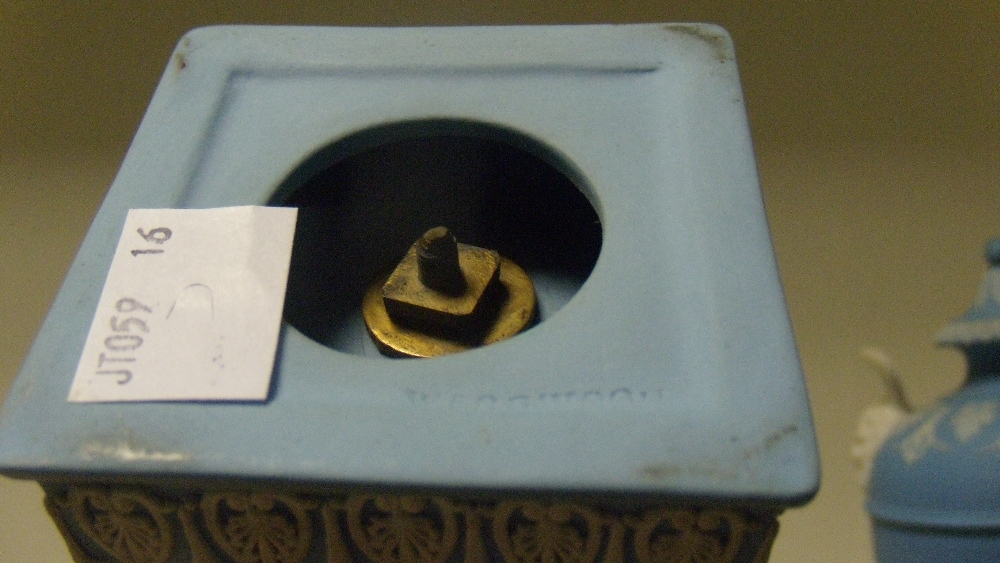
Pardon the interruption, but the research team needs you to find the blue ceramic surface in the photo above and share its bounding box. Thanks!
[0,24,817,504]
[869,240,1000,561]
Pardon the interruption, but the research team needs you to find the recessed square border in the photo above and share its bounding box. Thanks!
[0,24,818,506]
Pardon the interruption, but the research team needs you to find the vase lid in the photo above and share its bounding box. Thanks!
[937,239,1000,346]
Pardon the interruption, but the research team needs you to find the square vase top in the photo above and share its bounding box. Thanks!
[0,24,818,506]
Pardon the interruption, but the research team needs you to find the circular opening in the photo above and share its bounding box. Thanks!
[269,120,602,358]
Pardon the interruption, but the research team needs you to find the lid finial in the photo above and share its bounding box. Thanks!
[937,238,1000,349]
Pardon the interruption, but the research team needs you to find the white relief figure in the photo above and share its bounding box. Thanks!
[853,348,914,485]
[950,401,997,443]
[898,408,949,465]
[981,435,1000,453]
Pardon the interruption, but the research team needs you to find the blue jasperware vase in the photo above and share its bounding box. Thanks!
[868,239,1000,561]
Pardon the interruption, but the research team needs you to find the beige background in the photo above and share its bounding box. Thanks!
[2,2,999,561]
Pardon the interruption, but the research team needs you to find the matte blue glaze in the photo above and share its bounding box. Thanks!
[0,25,817,506]
[869,240,1000,561]
[871,523,1000,563]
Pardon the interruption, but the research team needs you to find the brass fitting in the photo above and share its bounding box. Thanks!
[362,227,536,358]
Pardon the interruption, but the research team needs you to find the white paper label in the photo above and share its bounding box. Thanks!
[68,206,298,402]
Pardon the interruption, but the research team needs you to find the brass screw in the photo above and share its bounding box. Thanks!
[416,227,467,296]
[362,226,537,358]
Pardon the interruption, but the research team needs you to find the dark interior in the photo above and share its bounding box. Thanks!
[269,120,602,357]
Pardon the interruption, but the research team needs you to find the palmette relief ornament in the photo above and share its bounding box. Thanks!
[66,488,176,563]
[201,492,316,563]
[44,485,780,562]
[632,507,747,563]
[492,501,603,563]
[345,495,460,563]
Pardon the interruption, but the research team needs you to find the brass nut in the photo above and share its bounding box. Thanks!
[381,228,503,334]
[362,227,536,358]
